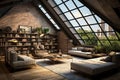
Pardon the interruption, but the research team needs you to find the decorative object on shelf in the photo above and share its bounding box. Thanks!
[8,39,18,43]
[18,25,32,33]
[0,30,58,55]
[36,27,44,37]
[41,34,58,53]
[40,33,44,37]
[58,49,62,56]
[2,26,12,32]
[0,32,38,55]
[43,27,49,34]
[36,27,43,34]
[36,27,50,37]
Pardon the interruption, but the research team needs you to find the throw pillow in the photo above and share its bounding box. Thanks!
[108,51,116,56]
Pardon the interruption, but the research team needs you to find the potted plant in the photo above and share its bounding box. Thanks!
[36,27,43,35]
[43,27,49,34]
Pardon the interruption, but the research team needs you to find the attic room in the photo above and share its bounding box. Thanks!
[0,0,120,80]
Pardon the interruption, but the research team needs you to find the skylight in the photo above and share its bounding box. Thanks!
[38,5,60,30]
[47,0,120,47]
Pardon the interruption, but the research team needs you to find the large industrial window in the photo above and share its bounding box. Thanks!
[47,0,120,51]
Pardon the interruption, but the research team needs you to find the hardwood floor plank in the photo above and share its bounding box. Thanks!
[0,61,13,80]
[12,66,67,80]
[0,60,67,80]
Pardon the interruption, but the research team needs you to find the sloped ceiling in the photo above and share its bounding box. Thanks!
[80,0,120,32]
[0,0,120,32]
[0,0,33,18]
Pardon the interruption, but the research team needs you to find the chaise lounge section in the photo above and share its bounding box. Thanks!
[5,50,36,70]
[71,52,120,75]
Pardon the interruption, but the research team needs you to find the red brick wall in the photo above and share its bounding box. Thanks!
[0,2,55,34]
[57,31,73,54]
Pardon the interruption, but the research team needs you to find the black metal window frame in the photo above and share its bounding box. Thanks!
[47,0,120,46]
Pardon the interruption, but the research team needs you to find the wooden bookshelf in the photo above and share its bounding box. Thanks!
[41,34,58,53]
[0,32,59,55]
[0,32,38,55]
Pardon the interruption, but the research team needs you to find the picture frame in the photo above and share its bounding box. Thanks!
[18,25,32,33]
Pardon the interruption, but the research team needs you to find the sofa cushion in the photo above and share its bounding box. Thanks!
[13,55,35,67]
[77,47,84,50]
[71,60,116,75]
[18,55,35,61]
[81,48,94,52]
[10,50,18,62]
[13,60,35,67]
[18,55,24,61]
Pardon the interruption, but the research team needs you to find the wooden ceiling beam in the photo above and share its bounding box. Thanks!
[0,0,32,9]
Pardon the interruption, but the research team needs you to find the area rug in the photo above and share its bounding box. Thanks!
[36,58,120,80]
[36,58,90,80]
[11,66,67,80]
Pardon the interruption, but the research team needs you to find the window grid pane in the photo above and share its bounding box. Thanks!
[79,7,92,16]
[65,0,76,10]
[49,0,119,47]
[64,12,74,20]
[59,4,68,12]
[71,9,82,18]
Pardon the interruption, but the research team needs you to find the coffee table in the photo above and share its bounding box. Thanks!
[47,54,72,62]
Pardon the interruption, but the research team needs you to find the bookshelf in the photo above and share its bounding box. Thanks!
[0,32,38,55]
[41,34,58,53]
[0,32,58,55]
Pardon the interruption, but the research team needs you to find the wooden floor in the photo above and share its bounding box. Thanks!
[0,57,67,80]
[0,60,13,80]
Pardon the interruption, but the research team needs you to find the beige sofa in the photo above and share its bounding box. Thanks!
[71,52,120,75]
[5,50,36,70]
[68,50,93,58]
[68,47,94,58]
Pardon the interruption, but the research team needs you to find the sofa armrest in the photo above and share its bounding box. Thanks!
[10,51,18,63]
[18,55,35,61]
[11,55,36,69]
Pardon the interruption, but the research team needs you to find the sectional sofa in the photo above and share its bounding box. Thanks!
[71,52,120,75]
[68,46,95,58]
[5,50,36,70]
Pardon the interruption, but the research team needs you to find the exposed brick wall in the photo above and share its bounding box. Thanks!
[0,2,55,34]
[0,2,73,54]
[57,31,73,54]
